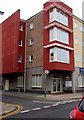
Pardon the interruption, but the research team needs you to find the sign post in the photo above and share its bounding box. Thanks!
[44,70,49,97]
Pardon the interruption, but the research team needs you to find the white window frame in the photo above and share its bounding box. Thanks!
[75,37,79,45]
[49,27,69,44]
[30,22,34,30]
[74,22,78,29]
[30,38,33,46]
[19,25,23,31]
[18,55,22,63]
[78,75,84,87]
[49,8,68,26]
[19,40,23,46]
[50,47,70,64]
[75,54,79,62]
[29,55,33,62]
[32,75,42,88]
[80,25,84,32]
[82,56,84,63]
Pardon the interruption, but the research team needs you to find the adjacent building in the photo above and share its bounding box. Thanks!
[0,0,84,93]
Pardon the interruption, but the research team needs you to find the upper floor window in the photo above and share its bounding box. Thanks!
[80,25,84,32]
[19,24,23,31]
[75,37,79,45]
[50,27,69,44]
[75,54,79,62]
[29,55,33,62]
[50,47,69,64]
[49,8,68,26]
[82,41,84,47]
[74,22,78,29]
[30,38,33,46]
[19,40,23,46]
[82,56,84,63]
[18,55,22,62]
[56,9,68,26]
[30,22,34,30]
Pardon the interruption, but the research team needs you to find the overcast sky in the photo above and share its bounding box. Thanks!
[0,0,83,23]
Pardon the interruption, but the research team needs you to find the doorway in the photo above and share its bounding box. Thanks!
[52,75,61,92]
[5,80,9,90]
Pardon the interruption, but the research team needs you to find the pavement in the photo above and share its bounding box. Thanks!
[0,91,84,118]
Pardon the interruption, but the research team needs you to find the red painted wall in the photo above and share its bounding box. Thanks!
[43,1,74,71]
[2,10,25,74]
[18,21,25,73]
[0,24,2,74]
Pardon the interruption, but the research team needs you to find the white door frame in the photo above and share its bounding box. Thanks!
[52,75,62,93]
[5,80,9,91]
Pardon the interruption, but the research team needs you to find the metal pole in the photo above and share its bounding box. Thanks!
[44,74,47,97]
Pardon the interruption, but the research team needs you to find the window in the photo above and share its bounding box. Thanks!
[19,40,23,46]
[49,8,68,26]
[30,22,33,30]
[78,75,84,87]
[82,56,84,63]
[30,38,33,46]
[82,41,84,47]
[49,9,55,23]
[56,9,68,26]
[50,48,55,62]
[80,25,84,32]
[74,22,78,29]
[29,55,33,62]
[75,37,79,44]
[16,76,23,87]
[32,75,42,88]
[19,25,23,31]
[50,27,69,44]
[50,47,69,64]
[18,55,22,62]
[75,54,79,62]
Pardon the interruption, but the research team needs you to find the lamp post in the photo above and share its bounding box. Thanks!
[0,11,4,15]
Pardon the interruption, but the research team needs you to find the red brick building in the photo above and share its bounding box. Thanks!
[1,10,26,91]
[0,0,75,93]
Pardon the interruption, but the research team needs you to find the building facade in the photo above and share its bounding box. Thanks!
[0,0,84,93]
[72,15,84,92]
[1,10,26,91]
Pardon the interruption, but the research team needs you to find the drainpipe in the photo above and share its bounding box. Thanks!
[24,22,27,93]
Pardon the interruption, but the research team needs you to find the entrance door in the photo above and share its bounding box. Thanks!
[53,78,60,92]
[52,75,61,92]
[5,80,9,90]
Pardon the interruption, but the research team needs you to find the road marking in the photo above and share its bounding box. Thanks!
[32,108,41,111]
[21,110,30,113]
[52,102,61,106]
[43,105,51,108]
[33,101,55,104]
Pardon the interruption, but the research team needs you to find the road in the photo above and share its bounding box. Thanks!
[2,94,79,119]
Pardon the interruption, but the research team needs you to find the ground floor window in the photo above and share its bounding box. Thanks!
[78,75,84,87]
[32,75,42,88]
[16,76,23,87]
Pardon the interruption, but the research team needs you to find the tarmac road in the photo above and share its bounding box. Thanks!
[2,93,79,119]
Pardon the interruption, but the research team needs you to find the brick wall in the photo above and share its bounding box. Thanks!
[26,11,43,68]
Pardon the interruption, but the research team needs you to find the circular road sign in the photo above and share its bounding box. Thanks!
[45,70,49,74]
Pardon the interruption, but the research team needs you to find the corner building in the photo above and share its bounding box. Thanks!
[26,1,75,93]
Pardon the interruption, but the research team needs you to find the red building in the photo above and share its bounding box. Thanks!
[1,10,25,91]
[0,0,75,93]
[43,1,74,92]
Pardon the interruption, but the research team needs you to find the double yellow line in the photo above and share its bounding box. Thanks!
[0,104,23,119]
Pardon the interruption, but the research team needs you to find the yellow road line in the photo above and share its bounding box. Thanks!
[0,104,23,119]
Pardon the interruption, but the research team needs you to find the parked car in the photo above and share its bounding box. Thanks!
[69,97,84,120]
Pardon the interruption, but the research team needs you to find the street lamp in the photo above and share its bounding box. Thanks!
[0,11,4,15]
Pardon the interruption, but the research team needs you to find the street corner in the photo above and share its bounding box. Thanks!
[0,102,23,119]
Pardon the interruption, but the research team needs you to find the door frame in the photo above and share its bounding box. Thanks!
[52,74,62,93]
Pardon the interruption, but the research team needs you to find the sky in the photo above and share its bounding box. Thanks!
[0,0,84,23]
